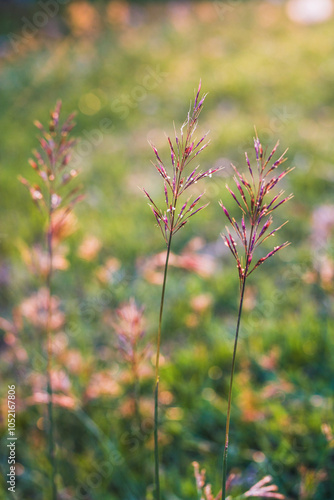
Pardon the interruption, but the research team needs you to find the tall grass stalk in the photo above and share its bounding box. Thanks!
[221,275,246,500]
[143,82,221,499]
[46,200,56,500]
[220,135,293,499]
[20,102,82,499]
[154,236,172,498]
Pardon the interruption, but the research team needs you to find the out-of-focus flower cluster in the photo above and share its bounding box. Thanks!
[192,462,285,499]
[1,102,83,413]
[305,204,334,291]
[138,237,216,285]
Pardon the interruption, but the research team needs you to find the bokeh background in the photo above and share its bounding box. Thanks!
[0,0,334,499]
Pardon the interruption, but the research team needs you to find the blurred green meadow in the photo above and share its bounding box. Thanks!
[0,1,334,499]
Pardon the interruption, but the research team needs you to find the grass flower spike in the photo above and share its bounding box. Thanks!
[220,136,293,282]
[143,82,221,245]
[143,82,221,500]
[220,135,293,500]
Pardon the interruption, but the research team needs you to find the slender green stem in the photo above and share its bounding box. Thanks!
[221,276,247,500]
[155,232,173,384]
[46,366,56,500]
[46,202,57,500]
[154,380,160,500]
[132,355,142,431]
[154,230,173,500]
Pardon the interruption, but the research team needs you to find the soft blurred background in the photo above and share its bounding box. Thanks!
[0,0,334,499]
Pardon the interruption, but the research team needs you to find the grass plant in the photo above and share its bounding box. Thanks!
[219,135,293,499]
[143,82,221,499]
[19,102,82,499]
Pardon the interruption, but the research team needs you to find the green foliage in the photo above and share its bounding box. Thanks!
[1,2,334,499]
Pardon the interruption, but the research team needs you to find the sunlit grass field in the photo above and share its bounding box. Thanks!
[0,1,333,499]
